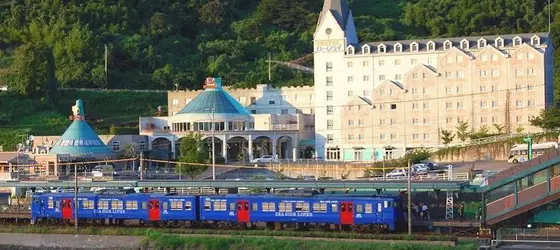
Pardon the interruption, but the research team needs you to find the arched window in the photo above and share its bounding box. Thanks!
[378,44,386,53]
[362,45,370,54]
[410,42,419,52]
[394,43,402,53]
[443,40,452,50]
[427,41,435,51]
[531,35,540,46]
[477,38,487,49]
[495,37,504,48]
[513,36,522,46]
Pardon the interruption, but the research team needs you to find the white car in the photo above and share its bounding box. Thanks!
[412,164,430,174]
[251,155,278,163]
[385,168,408,178]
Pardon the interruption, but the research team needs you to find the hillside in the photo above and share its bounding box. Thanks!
[0,0,559,150]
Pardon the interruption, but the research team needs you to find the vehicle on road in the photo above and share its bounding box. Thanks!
[385,168,408,178]
[508,142,558,164]
[91,164,117,177]
[251,155,278,163]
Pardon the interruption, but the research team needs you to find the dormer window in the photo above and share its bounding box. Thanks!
[394,43,402,53]
[347,46,355,55]
[531,35,541,46]
[427,41,435,51]
[362,45,371,54]
[513,36,522,46]
[378,44,386,53]
[410,42,419,52]
[495,37,504,48]
[478,38,487,49]
[460,39,469,50]
[443,40,452,50]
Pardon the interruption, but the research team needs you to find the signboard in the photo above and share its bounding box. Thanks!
[314,40,344,53]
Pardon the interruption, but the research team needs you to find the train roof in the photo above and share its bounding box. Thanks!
[201,194,400,200]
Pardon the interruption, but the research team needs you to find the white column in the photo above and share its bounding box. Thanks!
[8,163,12,179]
[222,135,227,162]
[272,139,277,159]
[248,135,253,161]
[170,137,176,160]
[292,147,297,162]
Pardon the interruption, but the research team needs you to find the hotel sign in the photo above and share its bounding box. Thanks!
[314,39,344,53]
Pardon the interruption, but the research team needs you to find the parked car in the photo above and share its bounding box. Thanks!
[411,164,430,175]
[91,164,117,177]
[251,155,278,163]
[385,168,408,178]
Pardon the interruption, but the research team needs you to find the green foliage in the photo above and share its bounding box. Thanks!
[456,121,470,142]
[493,124,505,134]
[109,125,138,135]
[177,132,209,179]
[440,129,455,145]
[530,108,560,130]
[469,125,492,140]
[2,42,58,99]
[403,148,432,165]
[516,126,526,134]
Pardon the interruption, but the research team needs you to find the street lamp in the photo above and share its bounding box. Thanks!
[204,106,216,180]
[523,137,533,160]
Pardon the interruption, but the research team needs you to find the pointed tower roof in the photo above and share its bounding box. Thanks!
[318,0,350,29]
[49,100,112,157]
[176,78,250,115]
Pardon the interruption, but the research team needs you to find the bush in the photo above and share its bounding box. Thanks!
[109,125,139,135]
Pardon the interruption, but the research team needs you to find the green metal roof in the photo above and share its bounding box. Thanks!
[49,100,112,156]
[176,78,250,115]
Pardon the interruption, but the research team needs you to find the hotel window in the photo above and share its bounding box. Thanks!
[515,69,524,76]
[379,134,385,140]
[423,118,429,124]
[281,109,288,114]
[411,88,418,94]
[528,53,535,59]
[481,54,488,61]
[347,61,353,68]
[394,59,401,65]
[363,60,369,67]
[422,73,427,79]
[395,74,402,80]
[172,99,178,105]
[443,41,452,50]
[478,39,486,48]
[527,68,536,75]
[363,75,370,81]
[495,38,504,48]
[456,86,462,93]
[348,134,354,140]
[394,44,402,53]
[461,40,469,49]
[389,89,394,96]
[378,45,386,53]
[513,37,522,46]
[390,104,397,110]
[411,43,418,52]
[480,101,487,108]
[358,134,364,140]
[379,89,386,96]
[363,90,369,96]
[491,54,498,61]
[390,119,395,125]
[326,76,333,86]
[348,91,353,97]
[423,103,429,109]
[390,134,396,140]
[326,91,333,101]
[516,116,522,122]
[348,76,354,82]
[327,120,333,129]
[446,56,453,63]
[516,100,524,107]
[427,42,435,51]
[412,118,419,125]
[379,75,385,81]
[412,103,419,109]
[491,85,498,92]
[379,119,386,125]
[327,134,334,143]
[492,101,498,108]
[446,117,453,124]
[446,87,452,93]
[379,60,385,66]
[480,70,488,77]
[492,117,497,123]
[423,134,430,140]
[528,100,535,107]
[326,105,333,115]
[411,58,417,65]
[326,62,333,72]
[457,56,463,63]
[532,36,540,46]
[412,73,418,79]
[480,116,488,123]
[480,86,487,92]
[516,84,523,91]
[457,102,464,109]
[517,53,525,60]
[445,102,452,109]
[528,84,534,91]
[445,72,453,78]
[413,134,419,140]
[456,71,464,78]
[112,141,120,151]
[491,69,500,77]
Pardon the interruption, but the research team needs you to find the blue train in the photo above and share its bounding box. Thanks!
[31,191,405,231]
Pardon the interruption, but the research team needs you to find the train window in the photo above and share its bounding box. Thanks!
[125,201,138,210]
[155,202,160,209]
[111,200,123,209]
[365,204,372,213]
[295,202,309,212]
[204,201,211,211]
[99,200,109,210]
[163,202,168,210]
[229,203,235,211]
[279,202,293,212]
[393,201,400,208]
[47,200,54,209]
[341,204,346,212]
[384,201,389,208]
[377,203,382,213]
[170,201,183,210]
[142,202,147,209]
[252,202,258,211]
[82,200,95,209]
[348,204,353,212]
[214,201,226,211]
[184,201,192,211]
[56,201,60,208]
[331,204,338,212]
[262,202,275,212]
[313,203,327,212]
[356,204,363,213]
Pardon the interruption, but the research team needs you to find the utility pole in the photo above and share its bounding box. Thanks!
[211,105,216,180]
[407,159,412,235]
[268,53,272,82]
[74,163,78,231]
[139,151,144,180]
[382,156,386,181]
[104,44,108,87]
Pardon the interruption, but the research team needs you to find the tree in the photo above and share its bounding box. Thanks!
[122,143,138,159]
[493,124,505,134]
[456,121,470,142]
[469,125,490,140]
[440,129,455,145]
[4,42,58,99]
[403,148,432,165]
[177,132,209,179]
[530,108,560,130]
[516,126,525,134]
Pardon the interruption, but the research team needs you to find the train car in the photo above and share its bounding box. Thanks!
[198,194,404,230]
[31,193,99,223]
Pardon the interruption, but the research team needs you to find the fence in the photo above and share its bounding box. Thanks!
[493,228,560,247]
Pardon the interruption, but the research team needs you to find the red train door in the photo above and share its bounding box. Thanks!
[237,200,250,222]
[340,202,354,225]
[61,199,73,219]
[148,200,161,221]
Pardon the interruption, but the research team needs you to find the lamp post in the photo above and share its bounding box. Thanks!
[523,137,533,160]
[203,106,217,180]
[407,159,412,235]
[74,163,78,231]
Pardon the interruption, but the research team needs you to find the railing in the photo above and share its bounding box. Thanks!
[59,87,167,93]
[368,172,470,181]
[449,130,560,148]
[493,228,560,247]
[487,148,560,186]
[270,124,299,130]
